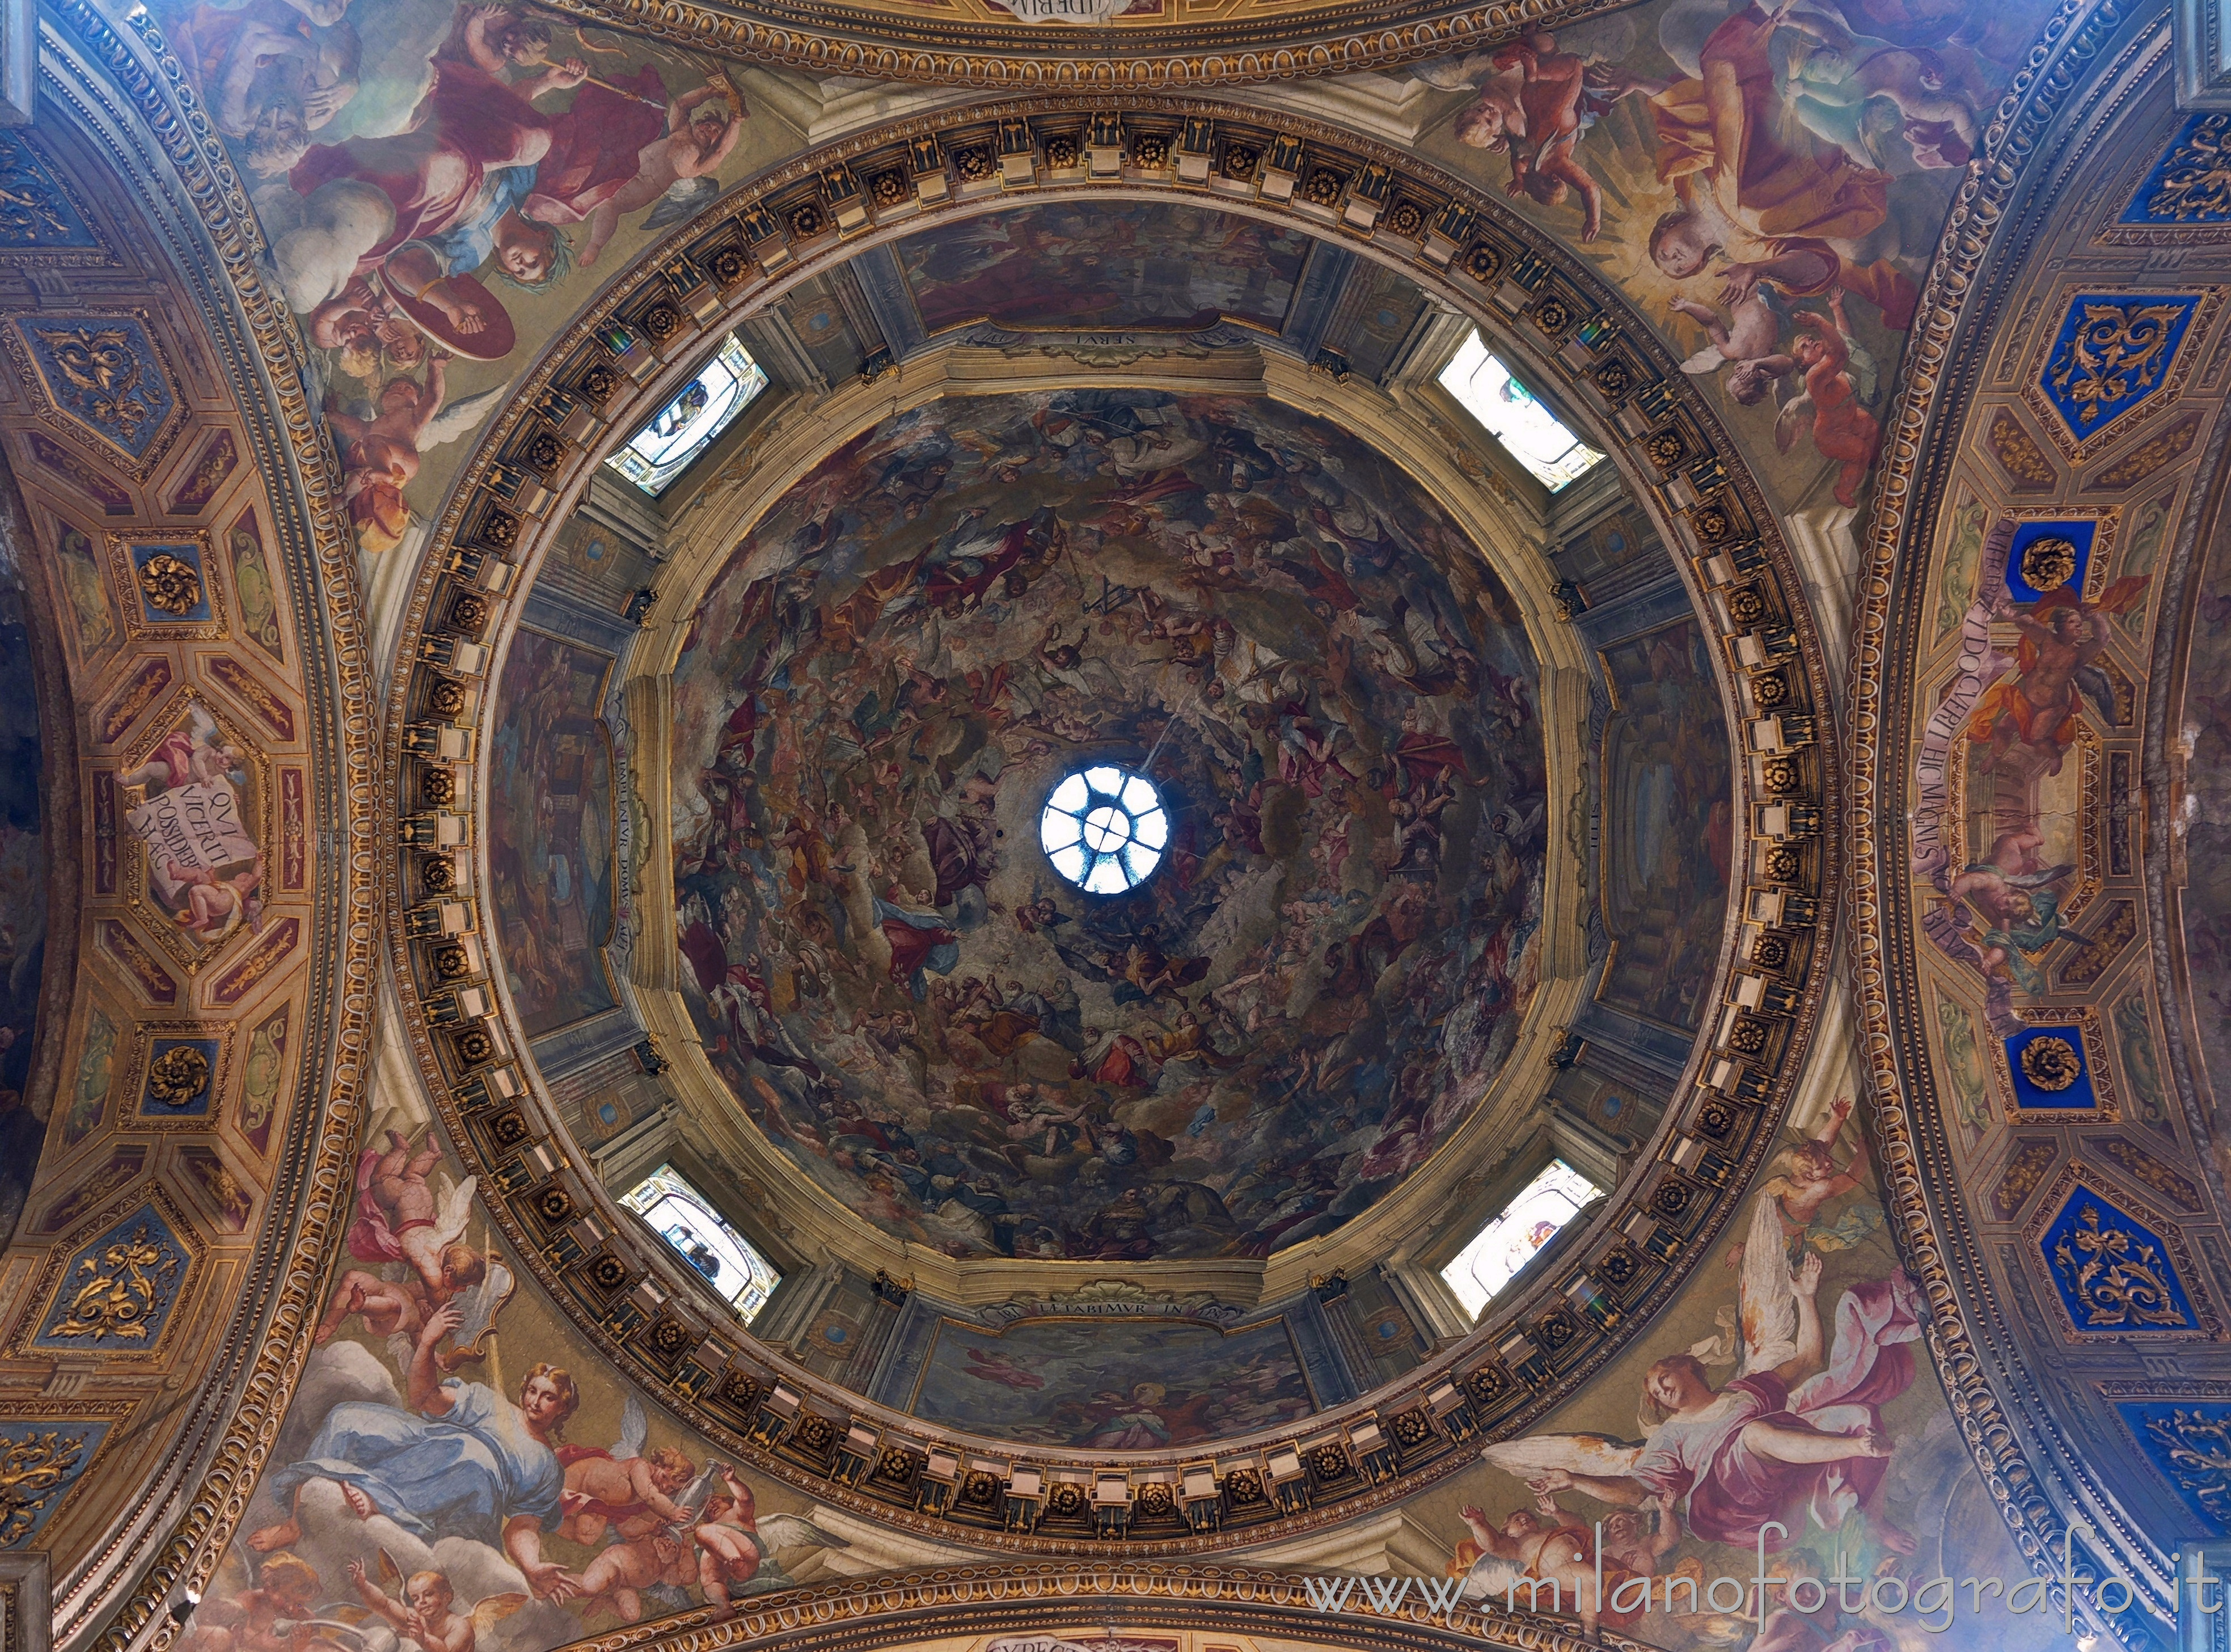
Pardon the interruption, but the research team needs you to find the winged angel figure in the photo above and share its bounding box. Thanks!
[325,1129,509,1372]
[559,1395,852,1621]
[1481,1194,1924,1557]
[328,357,505,555]
[341,1550,526,1652]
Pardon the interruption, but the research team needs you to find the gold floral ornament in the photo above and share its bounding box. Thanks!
[0,153,81,244]
[2047,300,2190,426]
[2021,1034,2083,1092]
[44,325,154,438]
[2143,1409,2231,1526]
[145,1043,210,1108]
[136,551,202,615]
[0,1429,90,1545]
[2052,1203,2190,1329]
[2020,536,2080,592]
[48,1225,180,1341]
[2143,115,2231,223]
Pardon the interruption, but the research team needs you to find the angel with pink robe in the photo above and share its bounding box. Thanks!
[1485,1253,1921,1554]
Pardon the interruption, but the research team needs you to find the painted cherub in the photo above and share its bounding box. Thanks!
[346,1129,487,1304]
[345,1556,524,1652]
[183,1551,322,1652]
[1764,1096,1871,1235]
[121,705,245,796]
[1773,301,1882,508]
[314,1240,484,1351]
[1671,293,1793,407]
[167,853,264,940]
[1457,1501,1634,1640]
[567,1523,696,1623]
[325,357,501,554]
[530,77,749,268]
[557,1439,698,1547]
[691,1465,767,1614]
[1486,32,1609,238]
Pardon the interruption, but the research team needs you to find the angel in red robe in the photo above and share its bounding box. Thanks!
[1964,576,2148,776]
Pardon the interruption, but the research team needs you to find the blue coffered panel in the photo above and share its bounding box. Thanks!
[2005,1024,2102,1112]
[2038,1182,2199,1334]
[2038,293,2201,443]
[27,1201,189,1353]
[2003,521,2097,605]
[2122,115,2231,225]
[0,1418,113,1548]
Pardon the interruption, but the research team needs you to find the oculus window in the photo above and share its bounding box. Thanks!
[605,332,768,497]
[1041,766,1168,893]
[621,1164,781,1324]
[1442,1158,1599,1320]
[1439,332,1604,491]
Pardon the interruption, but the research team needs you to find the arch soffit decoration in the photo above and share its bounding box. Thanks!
[627,340,1597,1307]
[1849,0,2209,1620]
[378,93,1843,1550]
[17,5,377,1650]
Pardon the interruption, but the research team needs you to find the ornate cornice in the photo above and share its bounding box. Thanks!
[526,0,1631,92]
[376,95,1842,1551]
[1844,0,2183,1634]
[493,1562,1638,1652]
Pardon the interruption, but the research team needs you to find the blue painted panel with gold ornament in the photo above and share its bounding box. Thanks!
[0,133,104,255]
[2036,293,2201,446]
[2122,115,2231,226]
[5,313,180,473]
[2118,1402,2231,1534]
[2006,1024,2098,1110]
[26,1200,189,1354]
[0,1417,115,1548]
[2037,1181,2198,1336]
[2005,521,2095,605]
[138,1037,218,1119]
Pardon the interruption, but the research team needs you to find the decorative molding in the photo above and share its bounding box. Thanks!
[526,0,1643,93]
[498,1562,1618,1652]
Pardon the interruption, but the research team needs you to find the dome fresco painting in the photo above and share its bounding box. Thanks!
[9,1,2231,1651]
[666,390,1547,1261]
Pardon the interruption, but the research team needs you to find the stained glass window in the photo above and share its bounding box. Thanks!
[1441,1158,1600,1320]
[603,333,768,497]
[1438,332,1604,491]
[620,1164,781,1324]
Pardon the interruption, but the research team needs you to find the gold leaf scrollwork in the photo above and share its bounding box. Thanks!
[2142,115,2231,223]
[2143,1409,2231,1525]
[0,152,79,244]
[2047,301,2190,426]
[0,1429,91,1545]
[2021,1034,2082,1091]
[2051,1203,2190,1329]
[37,325,155,440]
[136,551,202,615]
[48,1225,181,1341]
